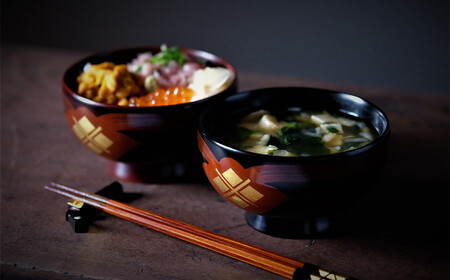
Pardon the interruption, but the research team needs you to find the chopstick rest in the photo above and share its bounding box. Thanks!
[65,182,126,233]
[46,182,358,280]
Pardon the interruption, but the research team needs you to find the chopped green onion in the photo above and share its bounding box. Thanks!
[267,146,278,155]
[150,45,186,66]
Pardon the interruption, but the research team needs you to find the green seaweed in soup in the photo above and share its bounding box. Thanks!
[228,108,375,157]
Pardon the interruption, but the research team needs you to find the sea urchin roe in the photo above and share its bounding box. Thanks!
[77,62,143,105]
[128,86,195,107]
[76,46,234,106]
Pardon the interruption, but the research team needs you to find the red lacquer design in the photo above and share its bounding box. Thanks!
[65,106,138,161]
[198,132,290,214]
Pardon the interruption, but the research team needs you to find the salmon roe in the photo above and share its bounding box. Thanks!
[128,86,195,107]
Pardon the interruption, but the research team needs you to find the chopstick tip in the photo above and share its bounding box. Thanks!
[44,185,54,191]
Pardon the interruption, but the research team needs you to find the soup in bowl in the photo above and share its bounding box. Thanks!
[62,46,237,182]
[198,87,390,238]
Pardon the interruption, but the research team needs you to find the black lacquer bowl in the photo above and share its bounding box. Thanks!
[198,87,390,238]
[62,46,237,183]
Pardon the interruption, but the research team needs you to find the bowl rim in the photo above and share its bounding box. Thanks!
[198,86,391,163]
[62,46,237,112]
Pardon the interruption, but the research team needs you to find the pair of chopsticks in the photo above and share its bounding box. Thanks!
[45,182,357,280]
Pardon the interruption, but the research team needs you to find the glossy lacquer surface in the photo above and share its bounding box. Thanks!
[62,47,237,182]
[1,45,448,280]
[198,87,390,238]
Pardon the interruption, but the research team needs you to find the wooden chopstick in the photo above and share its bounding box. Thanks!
[45,182,357,280]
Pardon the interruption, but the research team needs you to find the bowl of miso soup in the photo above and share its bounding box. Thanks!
[197,87,390,238]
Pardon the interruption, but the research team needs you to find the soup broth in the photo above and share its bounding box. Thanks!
[225,108,376,157]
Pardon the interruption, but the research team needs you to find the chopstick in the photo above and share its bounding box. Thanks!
[45,182,357,280]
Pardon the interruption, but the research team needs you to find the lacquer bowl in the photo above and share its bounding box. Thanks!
[198,87,390,238]
[62,46,237,183]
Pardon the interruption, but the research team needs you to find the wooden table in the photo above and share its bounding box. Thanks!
[1,44,448,280]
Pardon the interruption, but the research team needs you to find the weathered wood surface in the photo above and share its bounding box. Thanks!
[1,44,448,280]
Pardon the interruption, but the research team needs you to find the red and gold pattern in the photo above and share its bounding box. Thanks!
[198,132,290,214]
[65,106,138,160]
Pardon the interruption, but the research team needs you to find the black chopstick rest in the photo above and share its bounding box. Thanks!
[66,209,90,233]
[65,182,124,233]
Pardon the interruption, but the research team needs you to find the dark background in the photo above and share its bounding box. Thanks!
[1,0,448,95]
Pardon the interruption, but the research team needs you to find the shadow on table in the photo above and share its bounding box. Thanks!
[336,131,449,243]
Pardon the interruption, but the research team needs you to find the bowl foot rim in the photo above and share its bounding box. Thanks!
[245,212,337,239]
[108,160,207,184]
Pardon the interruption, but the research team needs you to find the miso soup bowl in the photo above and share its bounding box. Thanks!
[62,46,237,183]
[198,87,390,238]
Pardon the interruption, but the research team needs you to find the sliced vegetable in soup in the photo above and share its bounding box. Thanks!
[227,108,376,157]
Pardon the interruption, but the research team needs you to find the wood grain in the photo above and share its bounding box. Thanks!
[1,44,448,280]
[46,182,308,279]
